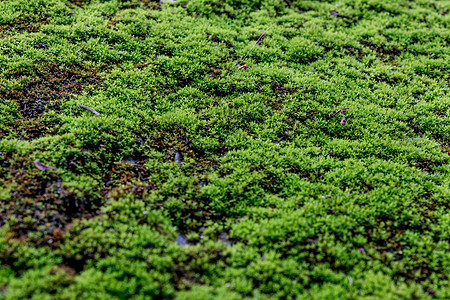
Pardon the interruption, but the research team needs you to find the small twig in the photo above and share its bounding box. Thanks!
[228,23,274,75]
[34,160,55,171]
[340,110,347,125]
[78,103,100,115]
[329,107,349,125]
[237,64,248,70]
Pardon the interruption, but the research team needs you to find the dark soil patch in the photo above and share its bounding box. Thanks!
[413,158,443,173]
[133,0,161,10]
[148,128,195,161]
[7,63,101,118]
[0,16,48,35]
[67,0,91,7]
[0,155,102,244]
[0,63,102,140]
[102,157,153,200]
[4,117,60,141]
[361,40,401,62]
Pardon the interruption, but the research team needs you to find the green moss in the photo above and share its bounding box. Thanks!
[0,0,449,298]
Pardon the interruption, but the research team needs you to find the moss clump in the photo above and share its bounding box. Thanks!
[0,0,449,299]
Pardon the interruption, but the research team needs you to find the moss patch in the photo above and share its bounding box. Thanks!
[0,0,449,299]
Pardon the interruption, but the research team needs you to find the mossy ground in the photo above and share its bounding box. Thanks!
[0,0,449,298]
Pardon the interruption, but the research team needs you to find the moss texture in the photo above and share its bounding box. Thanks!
[0,0,449,298]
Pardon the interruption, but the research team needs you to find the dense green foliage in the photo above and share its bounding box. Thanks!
[0,0,449,298]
